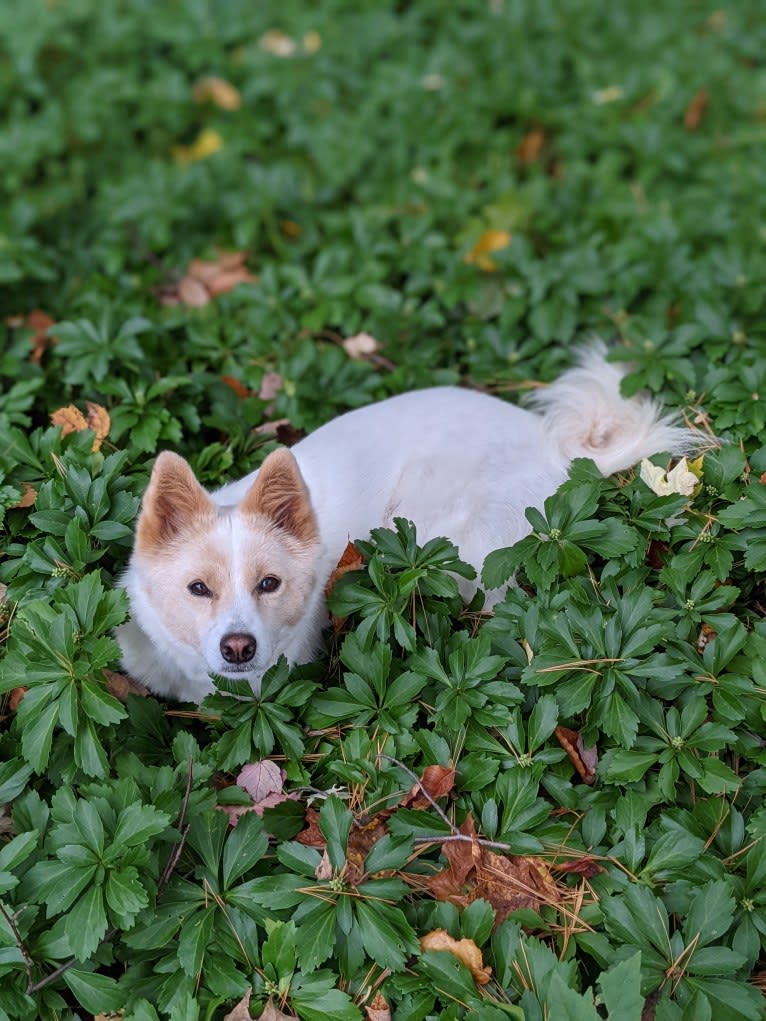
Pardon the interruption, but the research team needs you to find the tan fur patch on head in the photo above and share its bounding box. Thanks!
[137,451,216,551]
[240,449,318,544]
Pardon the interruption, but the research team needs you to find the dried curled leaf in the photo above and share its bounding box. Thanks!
[365,993,391,1021]
[193,75,241,110]
[86,402,111,451]
[51,403,110,451]
[223,988,253,1021]
[50,404,88,436]
[555,725,597,784]
[420,929,492,985]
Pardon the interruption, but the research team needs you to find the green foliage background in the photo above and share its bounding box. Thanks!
[1,1,766,1019]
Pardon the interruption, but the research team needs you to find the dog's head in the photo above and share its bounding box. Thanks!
[130,448,321,694]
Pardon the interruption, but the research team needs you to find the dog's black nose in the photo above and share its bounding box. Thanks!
[220,633,257,664]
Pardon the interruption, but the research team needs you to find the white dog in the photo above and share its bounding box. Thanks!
[116,348,697,701]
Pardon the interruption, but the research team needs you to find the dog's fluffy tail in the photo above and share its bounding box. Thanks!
[528,344,707,476]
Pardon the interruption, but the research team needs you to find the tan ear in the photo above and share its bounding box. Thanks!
[240,449,317,543]
[136,451,215,549]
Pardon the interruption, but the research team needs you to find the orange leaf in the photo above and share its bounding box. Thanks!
[222,375,255,399]
[192,75,241,110]
[420,929,492,985]
[325,540,365,598]
[464,229,512,272]
[51,404,88,436]
[684,87,709,130]
[86,402,110,451]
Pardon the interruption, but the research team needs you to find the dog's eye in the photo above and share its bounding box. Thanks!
[188,581,212,598]
[257,575,281,594]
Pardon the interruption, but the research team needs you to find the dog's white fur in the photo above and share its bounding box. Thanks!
[116,348,698,702]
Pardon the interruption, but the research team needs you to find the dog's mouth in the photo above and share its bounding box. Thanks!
[218,664,258,674]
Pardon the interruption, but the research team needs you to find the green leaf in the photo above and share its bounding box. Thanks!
[222,811,269,888]
[177,905,216,977]
[598,951,644,1020]
[63,968,123,1013]
[319,797,352,871]
[66,885,108,961]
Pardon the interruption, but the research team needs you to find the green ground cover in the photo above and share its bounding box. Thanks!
[1,1,766,1018]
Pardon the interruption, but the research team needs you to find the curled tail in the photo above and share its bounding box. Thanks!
[528,344,709,476]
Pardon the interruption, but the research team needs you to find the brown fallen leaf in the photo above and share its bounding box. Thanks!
[325,540,365,599]
[12,482,36,509]
[516,127,545,165]
[173,252,256,306]
[224,760,294,825]
[555,726,597,785]
[258,371,283,402]
[365,992,391,1021]
[177,275,211,308]
[551,856,605,878]
[420,928,492,986]
[684,87,709,130]
[425,814,562,924]
[222,375,255,400]
[105,669,150,701]
[315,848,333,880]
[9,688,27,711]
[193,75,241,110]
[401,764,456,810]
[18,309,56,363]
[325,540,365,633]
[86,401,111,451]
[223,988,253,1021]
[50,402,110,452]
[296,806,325,847]
[50,404,88,436]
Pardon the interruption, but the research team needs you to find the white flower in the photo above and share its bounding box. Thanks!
[639,457,698,497]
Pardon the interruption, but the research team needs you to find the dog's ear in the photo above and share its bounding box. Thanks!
[240,449,318,544]
[136,451,215,549]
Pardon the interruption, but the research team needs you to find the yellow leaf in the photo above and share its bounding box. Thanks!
[172,128,224,165]
[192,75,241,110]
[464,229,512,272]
[302,30,322,54]
[419,929,492,985]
